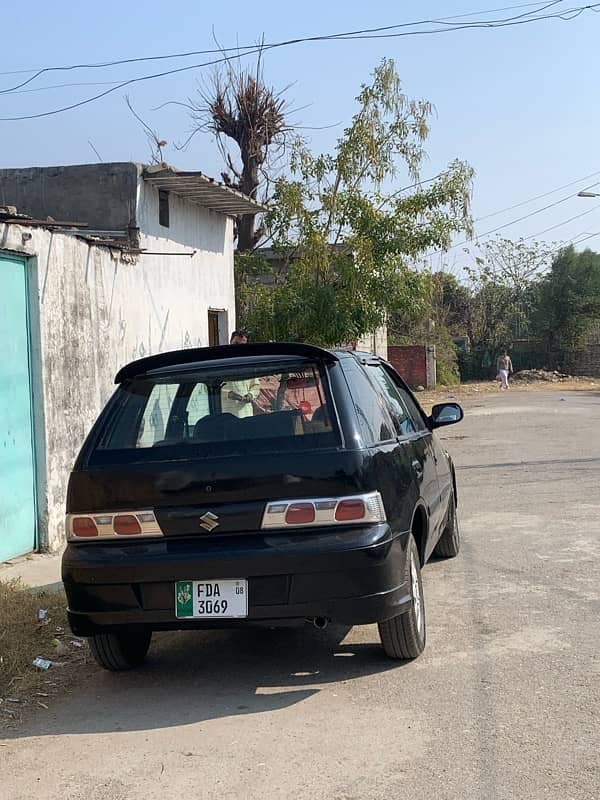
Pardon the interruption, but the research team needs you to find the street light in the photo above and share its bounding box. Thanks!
[577,190,600,198]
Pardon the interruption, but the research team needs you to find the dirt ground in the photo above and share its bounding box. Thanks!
[1,386,599,799]
[417,376,599,412]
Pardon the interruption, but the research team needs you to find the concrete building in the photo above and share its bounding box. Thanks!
[0,162,264,558]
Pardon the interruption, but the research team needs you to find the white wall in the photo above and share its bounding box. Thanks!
[1,210,236,552]
[137,179,235,348]
[356,326,388,359]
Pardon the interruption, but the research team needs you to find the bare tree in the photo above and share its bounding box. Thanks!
[125,95,168,165]
[189,52,291,252]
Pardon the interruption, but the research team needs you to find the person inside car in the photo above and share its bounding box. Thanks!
[230,329,249,345]
[222,330,260,417]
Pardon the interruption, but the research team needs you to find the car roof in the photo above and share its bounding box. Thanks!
[114,342,342,384]
[341,350,382,365]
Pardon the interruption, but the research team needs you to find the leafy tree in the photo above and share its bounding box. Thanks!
[482,236,552,296]
[464,265,519,349]
[431,272,471,334]
[535,246,600,356]
[389,272,471,384]
[240,59,474,346]
[464,237,552,344]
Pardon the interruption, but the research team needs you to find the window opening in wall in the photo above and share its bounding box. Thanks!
[208,311,220,346]
[158,190,170,228]
[207,310,228,346]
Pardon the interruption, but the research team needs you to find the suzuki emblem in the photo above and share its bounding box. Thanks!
[199,511,219,532]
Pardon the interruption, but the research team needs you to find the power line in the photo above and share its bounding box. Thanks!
[4,80,124,96]
[323,2,593,42]
[0,1,565,90]
[1,2,597,121]
[573,230,600,245]
[0,47,261,121]
[524,202,600,239]
[432,181,600,256]
[476,184,600,238]
[476,168,600,221]
[553,229,600,251]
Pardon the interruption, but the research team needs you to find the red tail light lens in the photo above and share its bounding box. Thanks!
[335,499,366,522]
[285,503,316,525]
[113,514,142,535]
[72,517,98,538]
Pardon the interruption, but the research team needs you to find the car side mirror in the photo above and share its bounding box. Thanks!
[429,402,464,429]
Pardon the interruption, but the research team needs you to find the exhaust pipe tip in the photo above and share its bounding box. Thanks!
[311,616,329,630]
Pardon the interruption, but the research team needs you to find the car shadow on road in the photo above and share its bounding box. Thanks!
[7,623,407,739]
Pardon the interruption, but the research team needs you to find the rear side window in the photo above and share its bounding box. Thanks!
[342,361,395,445]
[367,365,426,436]
[137,383,179,448]
[94,362,339,460]
[381,366,429,433]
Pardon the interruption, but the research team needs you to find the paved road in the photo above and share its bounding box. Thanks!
[2,389,599,800]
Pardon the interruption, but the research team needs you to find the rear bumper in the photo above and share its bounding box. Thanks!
[62,524,411,636]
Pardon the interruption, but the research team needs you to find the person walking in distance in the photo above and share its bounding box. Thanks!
[496,349,513,390]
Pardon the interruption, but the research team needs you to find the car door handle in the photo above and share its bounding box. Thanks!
[411,459,423,480]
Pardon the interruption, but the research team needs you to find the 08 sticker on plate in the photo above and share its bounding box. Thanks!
[175,579,248,618]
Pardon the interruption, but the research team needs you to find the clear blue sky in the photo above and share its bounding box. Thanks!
[2,0,599,267]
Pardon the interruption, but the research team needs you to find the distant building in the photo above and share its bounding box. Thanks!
[0,162,264,557]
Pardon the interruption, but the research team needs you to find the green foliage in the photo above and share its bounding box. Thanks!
[239,59,473,346]
[481,237,553,295]
[463,268,517,349]
[390,240,600,381]
[436,357,460,386]
[430,272,471,334]
[389,271,462,384]
[534,246,600,354]
[462,238,552,348]
[470,237,552,341]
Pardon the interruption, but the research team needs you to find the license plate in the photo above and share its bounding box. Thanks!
[175,579,248,619]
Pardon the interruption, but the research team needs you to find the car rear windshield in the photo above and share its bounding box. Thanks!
[92,361,340,460]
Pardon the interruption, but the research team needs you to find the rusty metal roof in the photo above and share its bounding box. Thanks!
[0,206,88,228]
[143,166,266,216]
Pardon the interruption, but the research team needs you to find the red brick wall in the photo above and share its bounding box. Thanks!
[388,345,429,388]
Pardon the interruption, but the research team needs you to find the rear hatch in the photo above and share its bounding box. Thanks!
[68,354,365,537]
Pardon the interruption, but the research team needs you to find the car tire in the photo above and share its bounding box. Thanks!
[433,487,460,559]
[378,533,426,660]
[89,631,152,671]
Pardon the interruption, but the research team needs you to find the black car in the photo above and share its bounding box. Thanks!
[62,342,463,670]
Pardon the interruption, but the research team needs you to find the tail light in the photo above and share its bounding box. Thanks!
[285,503,316,525]
[66,511,163,541]
[71,517,98,538]
[113,515,142,536]
[335,499,366,522]
[262,491,386,529]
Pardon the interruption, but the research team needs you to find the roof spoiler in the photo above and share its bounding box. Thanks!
[114,342,338,384]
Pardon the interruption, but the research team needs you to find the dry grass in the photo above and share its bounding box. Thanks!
[0,579,89,728]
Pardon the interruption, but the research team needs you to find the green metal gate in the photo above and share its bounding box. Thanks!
[0,253,36,560]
